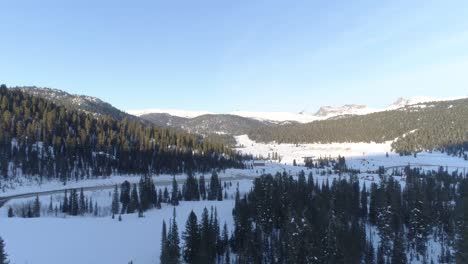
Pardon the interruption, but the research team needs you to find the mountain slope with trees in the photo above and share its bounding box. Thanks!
[248,98,468,155]
[0,85,244,183]
[16,86,135,121]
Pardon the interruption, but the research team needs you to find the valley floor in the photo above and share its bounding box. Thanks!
[0,136,466,264]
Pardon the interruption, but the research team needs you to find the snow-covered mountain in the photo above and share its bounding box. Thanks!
[386,96,467,110]
[314,104,374,117]
[129,96,467,124]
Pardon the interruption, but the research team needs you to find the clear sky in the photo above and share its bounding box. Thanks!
[1,0,468,112]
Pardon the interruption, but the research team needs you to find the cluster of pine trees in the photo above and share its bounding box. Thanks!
[7,189,102,218]
[223,169,467,263]
[111,172,226,218]
[60,188,99,216]
[248,98,468,156]
[160,207,231,264]
[0,85,244,184]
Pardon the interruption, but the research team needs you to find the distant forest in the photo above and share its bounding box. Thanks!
[0,85,244,182]
[248,99,468,157]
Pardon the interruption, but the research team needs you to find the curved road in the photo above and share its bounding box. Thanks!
[0,174,255,208]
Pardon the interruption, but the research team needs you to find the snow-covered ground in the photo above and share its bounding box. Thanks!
[235,135,468,173]
[0,200,236,264]
[1,135,466,264]
[0,177,255,264]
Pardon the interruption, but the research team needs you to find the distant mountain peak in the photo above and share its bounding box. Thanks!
[314,104,368,117]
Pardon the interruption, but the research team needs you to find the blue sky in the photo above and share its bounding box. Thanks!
[1,0,468,112]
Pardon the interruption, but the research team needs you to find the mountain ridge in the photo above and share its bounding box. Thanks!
[128,95,467,124]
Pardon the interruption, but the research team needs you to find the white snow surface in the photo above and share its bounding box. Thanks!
[235,135,468,172]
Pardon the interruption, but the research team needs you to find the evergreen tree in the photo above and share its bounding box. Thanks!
[111,185,120,215]
[161,220,169,264]
[208,171,222,201]
[33,195,41,217]
[391,233,407,264]
[157,189,163,209]
[48,196,54,215]
[183,172,200,201]
[167,208,181,264]
[128,184,140,214]
[171,176,179,206]
[199,175,206,200]
[94,202,98,216]
[163,187,169,203]
[70,189,79,216]
[7,207,13,218]
[79,188,85,215]
[62,190,69,213]
[361,184,368,218]
[183,211,200,263]
[120,181,131,214]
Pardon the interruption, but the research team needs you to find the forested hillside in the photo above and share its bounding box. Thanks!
[0,85,244,182]
[248,99,468,156]
[17,86,135,121]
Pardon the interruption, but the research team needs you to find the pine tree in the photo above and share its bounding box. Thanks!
[183,211,200,263]
[79,188,85,215]
[161,220,169,264]
[120,181,131,214]
[171,176,179,206]
[360,184,368,218]
[0,236,7,264]
[89,197,94,214]
[111,185,120,215]
[157,189,163,209]
[208,171,222,201]
[199,175,206,200]
[128,184,140,214]
[7,207,13,218]
[391,233,407,264]
[199,207,212,263]
[167,208,181,264]
[62,190,69,213]
[183,172,200,201]
[94,202,98,216]
[164,187,169,203]
[33,195,41,217]
[48,196,53,215]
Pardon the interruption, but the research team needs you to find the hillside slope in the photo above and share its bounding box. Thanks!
[0,85,244,182]
[248,98,468,155]
[16,86,135,121]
